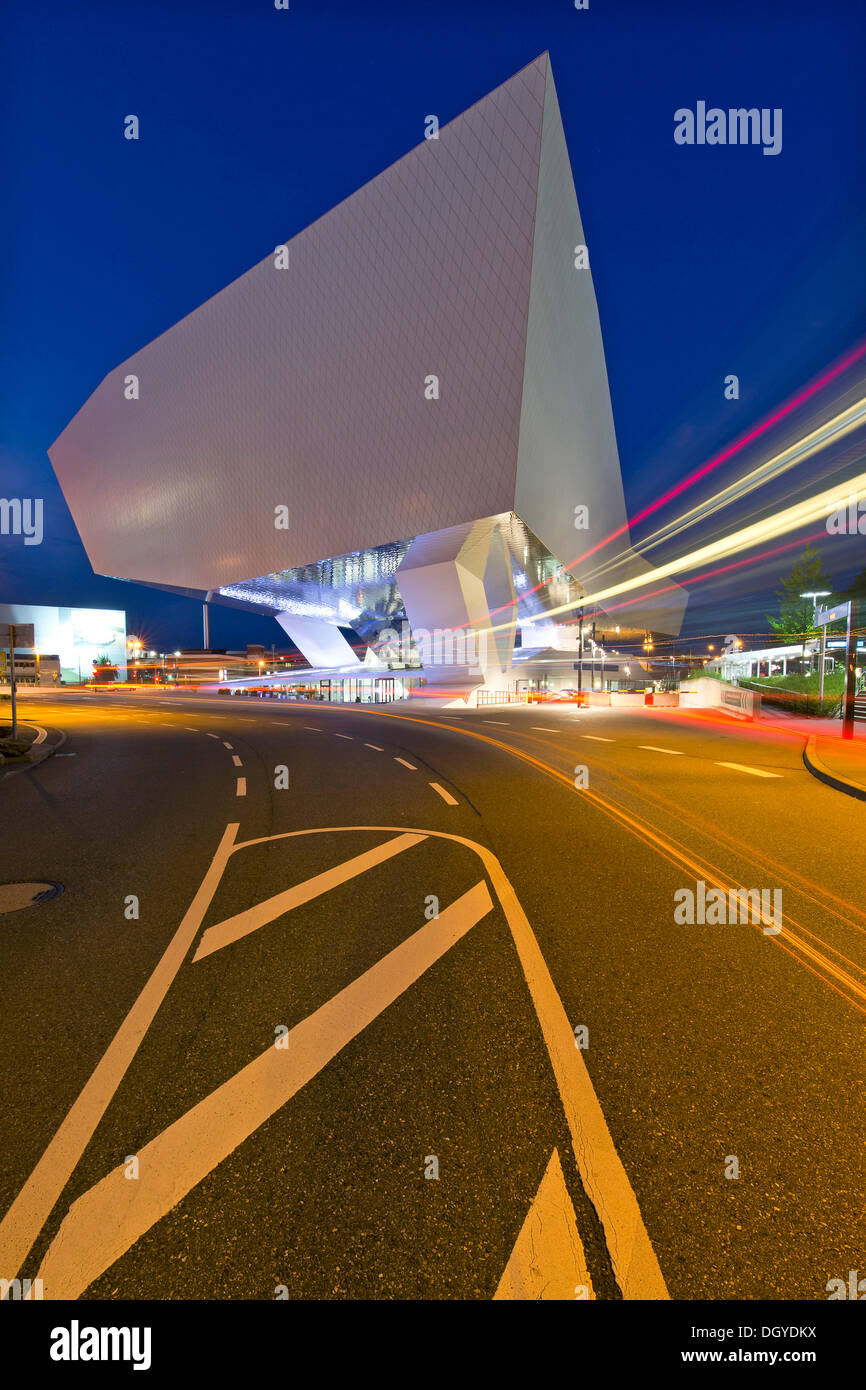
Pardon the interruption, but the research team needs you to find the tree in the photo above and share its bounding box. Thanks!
[93,654,118,683]
[767,545,835,641]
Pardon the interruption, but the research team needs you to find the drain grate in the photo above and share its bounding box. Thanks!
[0,881,64,914]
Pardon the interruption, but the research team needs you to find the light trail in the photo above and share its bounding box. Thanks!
[576,394,866,589]
[513,470,866,635]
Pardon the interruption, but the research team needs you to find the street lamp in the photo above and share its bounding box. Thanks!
[799,591,831,678]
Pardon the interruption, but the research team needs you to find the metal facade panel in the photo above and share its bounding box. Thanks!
[49,58,548,589]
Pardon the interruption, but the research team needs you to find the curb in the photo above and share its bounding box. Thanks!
[0,725,65,779]
[802,734,866,803]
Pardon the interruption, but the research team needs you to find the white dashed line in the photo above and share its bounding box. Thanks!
[206,733,220,740]
[236,777,247,796]
[365,743,384,751]
[394,757,417,770]
[333,733,352,740]
[715,761,782,779]
[482,720,510,726]
[185,727,199,733]
[304,726,321,732]
[232,755,243,767]
[582,736,614,743]
[531,726,558,732]
[222,742,233,750]
[638,745,683,756]
[430,782,458,805]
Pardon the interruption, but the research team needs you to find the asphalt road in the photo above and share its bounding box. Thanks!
[1,690,864,1301]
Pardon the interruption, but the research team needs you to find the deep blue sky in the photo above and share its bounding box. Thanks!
[2,0,865,650]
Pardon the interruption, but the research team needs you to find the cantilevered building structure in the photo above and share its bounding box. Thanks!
[49,53,686,698]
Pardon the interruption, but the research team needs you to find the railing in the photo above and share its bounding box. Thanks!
[476,689,529,706]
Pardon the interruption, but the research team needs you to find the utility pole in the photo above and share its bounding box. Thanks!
[576,608,584,701]
[9,624,18,739]
[818,624,827,706]
[842,598,861,740]
[2,623,34,738]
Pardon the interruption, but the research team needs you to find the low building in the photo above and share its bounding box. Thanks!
[0,604,127,685]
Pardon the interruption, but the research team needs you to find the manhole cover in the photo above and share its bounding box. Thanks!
[0,881,64,914]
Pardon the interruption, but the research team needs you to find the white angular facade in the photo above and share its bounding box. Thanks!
[49,54,686,675]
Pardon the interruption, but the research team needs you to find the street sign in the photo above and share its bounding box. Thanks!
[0,623,35,647]
[2,623,36,737]
[815,601,850,627]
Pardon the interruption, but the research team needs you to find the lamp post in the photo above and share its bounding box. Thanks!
[800,590,831,689]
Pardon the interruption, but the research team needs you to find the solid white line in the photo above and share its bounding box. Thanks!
[236,777,246,796]
[0,823,239,1283]
[430,782,458,805]
[638,745,683,756]
[715,761,782,778]
[194,832,427,960]
[36,881,494,1298]
[394,757,417,770]
[231,755,242,767]
[365,743,384,751]
[582,735,614,743]
[494,1148,594,1300]
[222,741,233,750]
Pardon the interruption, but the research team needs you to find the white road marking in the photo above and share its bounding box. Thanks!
[483,720,510,726]
[430,782,458,806]
[582,735,614,743]
[0,823,240,1283]
[231,755,242,767]
[236,777,246,796]
[222,742,233,750]
[638,745,683,756]
[715,761,782,778]
[206,733,220,740]
[304,726,321,731]
[530,726,558,732]
[364,743,384,751]
[35,881,494,1299]
[494,1148,594,1301]
[185,727,199,733]
[12,821,667,1301]
[194,832,427,961]
[32,726,48,745]
[334,733,352,740]
[394,757,417,770]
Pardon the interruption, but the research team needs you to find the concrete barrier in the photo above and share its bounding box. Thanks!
[679,677,760,716]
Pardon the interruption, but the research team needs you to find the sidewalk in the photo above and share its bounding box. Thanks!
[757,707,866,799]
